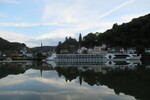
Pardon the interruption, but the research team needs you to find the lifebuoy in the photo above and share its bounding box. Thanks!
[105,54,115,59]
[108,55,112,59]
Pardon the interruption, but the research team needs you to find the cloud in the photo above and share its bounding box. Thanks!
[39,0,136,42]
[42,0,79,23]
[0,23,39,27]
[42,0,136,24]
[117,13,149,23]
[27,38,64,47]
[0,22,75,27]
[35,20,115,39]
[42,0,99,24]
[0,12,6,17]
[0,31,32,46]
[28,21,111,46]
[0,0,142,48]
[0,31,30,42]
[0,30,65,47]
[0,71,136,100]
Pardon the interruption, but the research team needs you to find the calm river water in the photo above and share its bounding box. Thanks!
[0,60,149,100]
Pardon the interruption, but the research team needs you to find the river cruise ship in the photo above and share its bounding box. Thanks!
[46,53,141,62]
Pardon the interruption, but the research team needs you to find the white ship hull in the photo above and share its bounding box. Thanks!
[46,53,141,62]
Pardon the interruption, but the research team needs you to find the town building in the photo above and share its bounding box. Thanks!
[77,44,107,54]
[145,48,150,53]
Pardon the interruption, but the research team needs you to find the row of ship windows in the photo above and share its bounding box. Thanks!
[57,56,103,59]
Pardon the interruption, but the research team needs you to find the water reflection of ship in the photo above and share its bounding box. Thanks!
[47,53,142,61]
[46,60,142,68]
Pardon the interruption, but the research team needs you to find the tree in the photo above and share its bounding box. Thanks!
[79,33,82,47]
[56,41,62,54]
[136,46,145,55]
[82,33,96,48]
[56,37,79,54]
[112,23,118,29]
[65,37,68,40]
[35,52,43,61]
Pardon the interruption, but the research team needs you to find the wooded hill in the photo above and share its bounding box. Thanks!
[82,13,150,48]
[0,37,26,52]
[56,37,79,54]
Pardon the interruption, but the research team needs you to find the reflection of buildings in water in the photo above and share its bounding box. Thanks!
[0,61,149,100]
[146,65,150,69]
[0,62,6,66]
[0,60,142,79]
[0,62,26,79]
[53,60,142,86]
[54,63,150,100]
[0,61,54,79]
[78,66,108,74]
[0,61,34,68]
[19,61,33,68]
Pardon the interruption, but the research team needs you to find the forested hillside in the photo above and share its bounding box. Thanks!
[0,37,26,51]
[82,13,150,48]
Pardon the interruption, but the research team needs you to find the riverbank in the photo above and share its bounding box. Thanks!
[0,57,45,61]
[141,52,150,60]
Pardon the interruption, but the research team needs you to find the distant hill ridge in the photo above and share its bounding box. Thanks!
[31,46,56,52]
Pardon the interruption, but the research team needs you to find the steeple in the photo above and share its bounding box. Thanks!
[41,42,43,51]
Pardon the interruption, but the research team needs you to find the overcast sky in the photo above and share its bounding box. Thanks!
[0,0,150,47]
